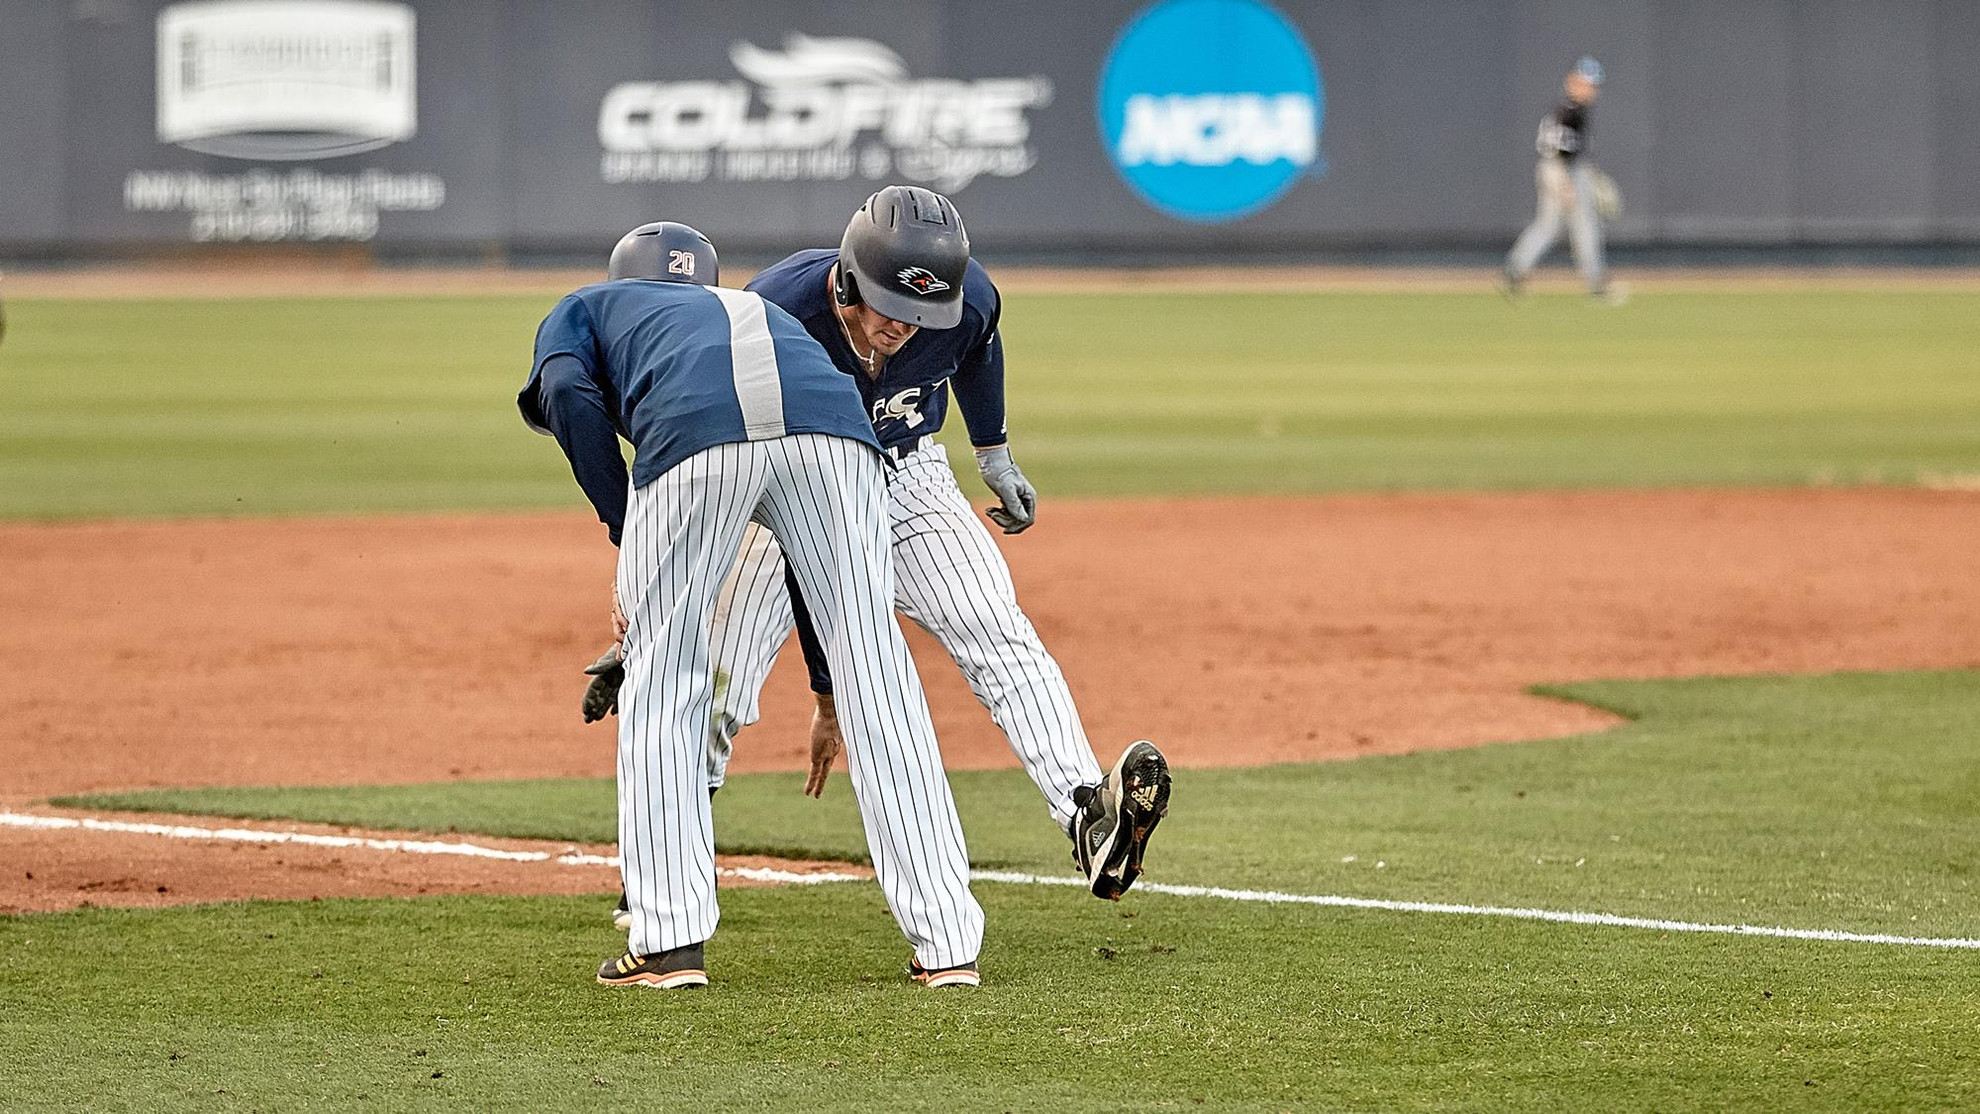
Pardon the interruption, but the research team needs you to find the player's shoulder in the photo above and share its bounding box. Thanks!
[572,277,725,315]
[960,258,1001,331]
[746,249,837,315]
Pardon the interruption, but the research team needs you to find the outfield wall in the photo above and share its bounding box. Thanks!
[1,0,1976,258]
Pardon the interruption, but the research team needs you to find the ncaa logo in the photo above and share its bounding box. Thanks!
[1097,0,1325,223]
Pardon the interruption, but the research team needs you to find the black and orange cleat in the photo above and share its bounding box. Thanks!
[907,958,981,988]
[596,943,708,989]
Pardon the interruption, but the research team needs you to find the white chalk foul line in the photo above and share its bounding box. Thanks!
[970,871,1980,951]
[0,812,865,886]
[9,811,1974,949]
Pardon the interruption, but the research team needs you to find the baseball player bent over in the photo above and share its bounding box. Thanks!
[521,222,986,989]
[1502,56,1622,303]
[594,186,1172,922]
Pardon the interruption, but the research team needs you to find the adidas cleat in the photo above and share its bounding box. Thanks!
[908,959,981,988]
[596,944,709,989]
[1070,740,1172,900]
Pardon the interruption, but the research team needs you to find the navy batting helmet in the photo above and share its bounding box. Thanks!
[834,185,969,330]
[607,221,718,285]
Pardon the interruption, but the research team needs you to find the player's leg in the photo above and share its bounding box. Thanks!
[1565,163,1610,296]
[612,523,788,933]
[706,522,797,790]
[1506,159,1567,282]
[612,441,768,969]
[756,433,984,974]
[884,443,1105,834]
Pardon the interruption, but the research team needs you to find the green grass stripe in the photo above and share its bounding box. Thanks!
[3,290,1978,518]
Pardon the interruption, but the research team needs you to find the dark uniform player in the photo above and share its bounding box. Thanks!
[717,186,1172,902]
[1503,56,1621,301]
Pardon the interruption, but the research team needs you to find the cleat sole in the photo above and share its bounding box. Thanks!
[598,968,708,990]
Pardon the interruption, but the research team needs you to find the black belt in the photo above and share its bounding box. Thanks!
[885,435,933,463]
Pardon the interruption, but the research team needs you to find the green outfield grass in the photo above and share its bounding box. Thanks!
[4,887,1974,1113]
[1,290,1976,519]
[24,671,1980,1110]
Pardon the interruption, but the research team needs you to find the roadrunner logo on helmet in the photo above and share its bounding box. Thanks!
[834,185,970,329]
[895,267,952,296]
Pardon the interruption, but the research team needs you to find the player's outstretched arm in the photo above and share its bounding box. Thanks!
[781,562,845,796]
[974,444,1037,534]
[950,289,1036,533]
[804,694,841,798]
[520,296,632,544]
[581,643,624,723]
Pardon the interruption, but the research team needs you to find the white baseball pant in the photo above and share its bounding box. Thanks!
[615,433,984,970]
[705,437,1105,834]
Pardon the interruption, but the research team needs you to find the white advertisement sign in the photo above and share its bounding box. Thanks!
[134,0,441,242]
[156,0,417,160]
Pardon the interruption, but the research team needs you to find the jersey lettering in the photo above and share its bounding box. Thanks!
[873,386,926,428]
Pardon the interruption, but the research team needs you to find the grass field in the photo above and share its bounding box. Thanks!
[2,290,1977,518]
[15,671,1980,1110]
[7,285,1980,1110]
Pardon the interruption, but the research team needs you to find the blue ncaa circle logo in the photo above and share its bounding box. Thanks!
[1098,0,1324,223]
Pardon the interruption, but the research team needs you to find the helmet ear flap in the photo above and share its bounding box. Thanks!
[833,265,861,309]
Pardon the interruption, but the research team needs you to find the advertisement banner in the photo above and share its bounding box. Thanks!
[0,0,1971,253]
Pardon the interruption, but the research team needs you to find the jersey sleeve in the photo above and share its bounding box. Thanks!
[520,295,599,432]
[949,282,1009,449]
[520,296,632,544]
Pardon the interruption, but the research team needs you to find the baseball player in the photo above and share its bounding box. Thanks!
[522,221,986,990]
[595,186,1172,923]
[1502,56,1623,302]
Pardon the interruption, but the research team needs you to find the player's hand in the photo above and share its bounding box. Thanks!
[975,444,1037,534]
[804,694,842,798]
[611,587,628,644]
[582,644,624,723]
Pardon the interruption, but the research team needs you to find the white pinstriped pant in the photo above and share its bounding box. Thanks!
[616,433,984,969]
[707,438,1106,834]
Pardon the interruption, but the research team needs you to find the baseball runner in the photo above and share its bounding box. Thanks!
[1502,56,1624,303]
[594,186,1172,923]
[522,221,986,990]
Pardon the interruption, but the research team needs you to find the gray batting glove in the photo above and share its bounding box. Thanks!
[582,644,624,723]
[975,444,1037,534]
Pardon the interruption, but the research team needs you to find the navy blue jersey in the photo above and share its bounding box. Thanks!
[746,249,1008,451]
[519,279,879,543]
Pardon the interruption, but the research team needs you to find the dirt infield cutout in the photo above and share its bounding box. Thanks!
[5,488,1979,912]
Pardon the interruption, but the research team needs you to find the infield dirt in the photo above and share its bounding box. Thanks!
[6,487,1979,910]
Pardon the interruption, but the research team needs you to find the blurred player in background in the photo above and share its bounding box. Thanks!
[1502,56,1624,303]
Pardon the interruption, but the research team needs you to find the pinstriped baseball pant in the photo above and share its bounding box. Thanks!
[706,439,1106,835]
[616,433,984,969]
